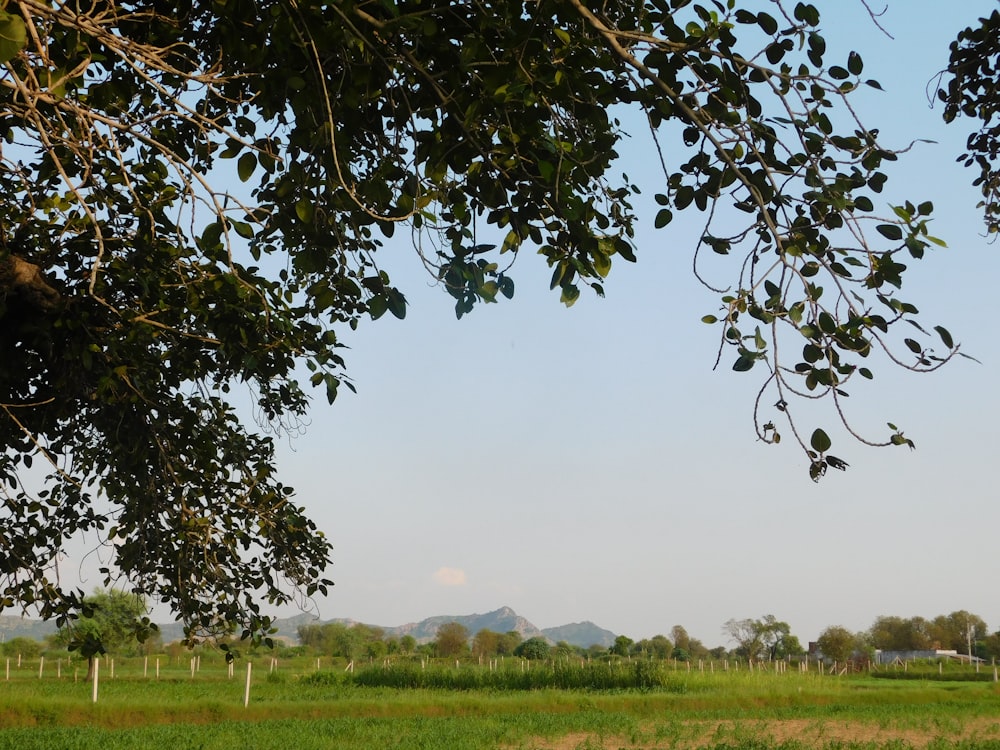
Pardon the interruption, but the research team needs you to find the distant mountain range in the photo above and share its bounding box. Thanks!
[2,606,617,649]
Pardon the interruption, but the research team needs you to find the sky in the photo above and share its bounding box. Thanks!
[62,2,1000,649]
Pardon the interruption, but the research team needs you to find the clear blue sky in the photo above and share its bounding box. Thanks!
[70,2,1000,649]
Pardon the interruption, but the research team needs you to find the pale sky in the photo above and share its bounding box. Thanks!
[65,2,1000,650]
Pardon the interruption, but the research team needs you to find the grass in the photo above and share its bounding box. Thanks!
[1,655,999,748]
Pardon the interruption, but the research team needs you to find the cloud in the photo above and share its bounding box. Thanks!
[432,567,467,587]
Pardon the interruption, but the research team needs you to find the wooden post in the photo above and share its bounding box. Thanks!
[38,656,44,678]
[57,659,61,679]
[243,662,252,708]
[190,656,196,678]
[144,656,148,678]
[5,658,9,681]
[110,659,114,679]
[92,659,99,703]
[156,657,160,679]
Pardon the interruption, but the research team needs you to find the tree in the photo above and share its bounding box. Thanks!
[635,634,673,659]
[472,628,500,659]
[939,9,1000,233]
[867,615,934,652]
[756,615,793,661]
[52,588,155,678]
[514,636,551,660]
[496,631,523,657]
[434,622,469,658]
[928,610,988,654]
[670,626,692,655]
[815,625,857,664]
[1,636,41,659]
[0,0,993,643]
[610,634,635,657]
[723,617,765,661]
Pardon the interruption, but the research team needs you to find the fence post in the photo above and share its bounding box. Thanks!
[244,662,252,708]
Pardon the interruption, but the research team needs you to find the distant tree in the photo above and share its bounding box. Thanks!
[670,626,691,654]
[687,638,711,660]
[816,626,857,663]
[778,634,806,658]
[929,611,988,654]
[867,616,934,651]
[610,635,634,657]
[724,615,798,661]
[514,637,551,660]
[634,634,672,659]
[496,631,522,657]
[671,647,690,662]
[982,631,1000,662]
[586,644,608,659]
[708,646,728,660]
[399,635,417,655]
[51,588,156,678]
[365,639,387,660]
[434,622,469,658]
[472,629,500,659]
[1,636,42,659]
[756,615,793,660]
[552,641,577,659]
[723,618,765,661]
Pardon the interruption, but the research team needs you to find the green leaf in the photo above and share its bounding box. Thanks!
[295,199,314,223]
[933,325,954,349]
[847,51,863,75]
[732,355,754,372]
[654,208,673,228]
[0,11,27,64]
[757,12,778,34]
[876,224,902,241]
[810,428,831,453]
[232,221,254,239]
[237,152,257,182]
[701,315,718,324]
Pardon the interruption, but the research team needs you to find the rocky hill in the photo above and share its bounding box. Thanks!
[542,621,616,649]
[4,607,618,649]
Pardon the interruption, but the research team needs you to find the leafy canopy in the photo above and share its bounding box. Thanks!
[0,0,991,646]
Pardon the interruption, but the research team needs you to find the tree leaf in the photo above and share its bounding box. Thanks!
[810,428,832,453]
[237,152,257,182]
[0,12,27,64]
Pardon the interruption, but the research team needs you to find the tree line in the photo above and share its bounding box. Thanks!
[7,591,997,668]
[296,611,1000,664]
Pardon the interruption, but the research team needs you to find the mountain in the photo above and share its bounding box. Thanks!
[1,607,618,649]
[297,607,617,648]
[379,606,546,644]
[0,615,58,642]
[542,621,617,649]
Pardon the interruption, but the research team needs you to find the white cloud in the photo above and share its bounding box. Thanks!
[432,567,467,587]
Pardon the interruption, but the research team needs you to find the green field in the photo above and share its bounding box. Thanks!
[2,655,999,749]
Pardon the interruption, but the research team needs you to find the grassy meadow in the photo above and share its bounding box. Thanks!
[1,653,999,749]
